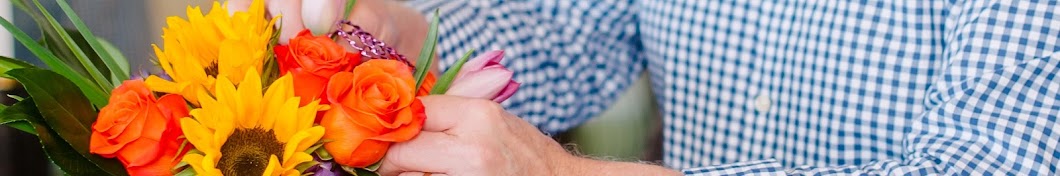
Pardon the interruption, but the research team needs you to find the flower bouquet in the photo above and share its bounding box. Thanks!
[0,0,518,175]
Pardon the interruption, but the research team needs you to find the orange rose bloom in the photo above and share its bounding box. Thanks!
[276,29,362,104]
[418,72,436,96]
[322,59,426,167]
[90,80,190,176]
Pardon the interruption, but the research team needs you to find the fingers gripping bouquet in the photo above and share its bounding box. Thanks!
[0,0,519,175]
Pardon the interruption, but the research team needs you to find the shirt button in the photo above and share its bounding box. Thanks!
[754,95,771,112]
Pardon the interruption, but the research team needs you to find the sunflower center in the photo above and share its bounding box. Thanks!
[217,128,285,176]
[205,62,219,77]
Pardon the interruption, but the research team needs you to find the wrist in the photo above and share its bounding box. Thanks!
[549,152,592,175]
[550,153,681,175]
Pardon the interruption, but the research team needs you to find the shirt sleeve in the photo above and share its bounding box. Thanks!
[403,0,644,134]
[684,1,1060,175]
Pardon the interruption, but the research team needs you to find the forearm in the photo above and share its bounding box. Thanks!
[556,156,680,175]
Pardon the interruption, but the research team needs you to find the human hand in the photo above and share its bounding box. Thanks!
[377,96,680,176]
[227,0,429,58]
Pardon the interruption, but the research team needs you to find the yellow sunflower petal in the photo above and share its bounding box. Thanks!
[296,100,322,131]
[283,170,300,176]
[263,155,281,176]
[151,45,175,79]
[179,118,214,153]
[272,97,301,142]
[282,152,313,172]
[211,113,234,150]
[201,153,223,176]
[263,73,294,104]
[238,69,263,126]
[182,154,207,176]
[144,75,184,94]
[194,89,227,129]
[281,126,324,162]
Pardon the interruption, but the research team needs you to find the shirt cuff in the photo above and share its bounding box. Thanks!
[682,159,785,175]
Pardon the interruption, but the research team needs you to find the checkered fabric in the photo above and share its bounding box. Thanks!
[408,0,1060,175]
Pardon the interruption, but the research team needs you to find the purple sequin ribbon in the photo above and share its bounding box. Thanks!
[333,20,415,68]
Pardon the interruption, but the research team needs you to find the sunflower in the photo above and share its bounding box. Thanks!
[146,0,277,105]
[179,70,326,176]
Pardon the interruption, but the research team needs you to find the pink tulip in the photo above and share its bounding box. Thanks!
[446,50,520,102]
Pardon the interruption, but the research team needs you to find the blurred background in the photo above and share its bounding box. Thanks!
[0,1,662,175]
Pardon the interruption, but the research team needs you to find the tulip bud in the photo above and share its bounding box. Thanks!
[446,50,521,102]
[302,0,344,36]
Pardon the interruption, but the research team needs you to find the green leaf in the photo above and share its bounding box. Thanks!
[313,146,333,161]
[96,39,129,85]
[343,0,358,20]
[0,17,109,107]
[34,117,124,176]
[261,19,283,87]
[170,160,189,171]
[6,94,24,101]
[10,0,80,75]
[0,56,35,78]
[413,9,440,90]
[4,98,126,175]
[10,0,30,13]
[6,68,127,176]
[173,168,196,176]
[364,161,382,171]
[8,68,95,144]
[10,0,91,78]
[430,49,474,94]
[0,99,40,135]
[64,28,114,83]
[295,161,319,172]
[29,0,113,90]
[305,142,325,153]
[342,166,381,176]
[54,0,129,81]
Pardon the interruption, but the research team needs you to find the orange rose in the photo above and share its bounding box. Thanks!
[90,80,190,176]
[322,59,426,167]
[418,72,437,96]
[276,29,362,104]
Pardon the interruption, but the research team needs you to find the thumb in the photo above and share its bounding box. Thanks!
[418,95,499,133]
[267,0,306,44]
[224,0,253,13]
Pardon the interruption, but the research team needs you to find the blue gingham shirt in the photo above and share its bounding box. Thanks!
[409,0,1060,175]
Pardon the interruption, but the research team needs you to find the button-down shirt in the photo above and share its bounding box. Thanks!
[410,0,1060,175]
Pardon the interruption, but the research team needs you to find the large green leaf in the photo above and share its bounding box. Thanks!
[413,9,440,90]
[8,68,96,146]
[0,17,109,107]
[430,49,474,94]
[0,56,35,78]
[0,99,39,135]
[6,68,126,175]
[55,0,129,81]
[2,98,125,175]
[29,0,112,90]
